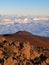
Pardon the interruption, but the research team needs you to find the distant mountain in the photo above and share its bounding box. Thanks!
[2,31,49,49]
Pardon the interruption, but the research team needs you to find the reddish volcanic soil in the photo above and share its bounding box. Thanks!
[0,31,49,65]
[3,31,49,49]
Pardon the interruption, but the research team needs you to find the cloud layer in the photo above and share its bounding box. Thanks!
[0,15,49,37]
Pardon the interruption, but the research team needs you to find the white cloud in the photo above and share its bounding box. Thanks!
[23,18,28,23]
[33,17,40,20]
[33,17,49,21]
[0,18,14,25]
[15,18,29,23]
[3,18,12,22]
[0,21,14,25]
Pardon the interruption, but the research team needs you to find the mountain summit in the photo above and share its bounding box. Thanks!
[14,31,32,36]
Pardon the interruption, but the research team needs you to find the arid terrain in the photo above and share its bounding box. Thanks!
[0,31,49,65]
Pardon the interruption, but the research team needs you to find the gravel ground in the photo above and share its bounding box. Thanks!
[0,40,49,65]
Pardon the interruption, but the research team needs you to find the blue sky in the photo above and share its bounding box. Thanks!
[0,0,49,16]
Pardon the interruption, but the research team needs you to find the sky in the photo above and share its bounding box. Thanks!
[0,0,49,16]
